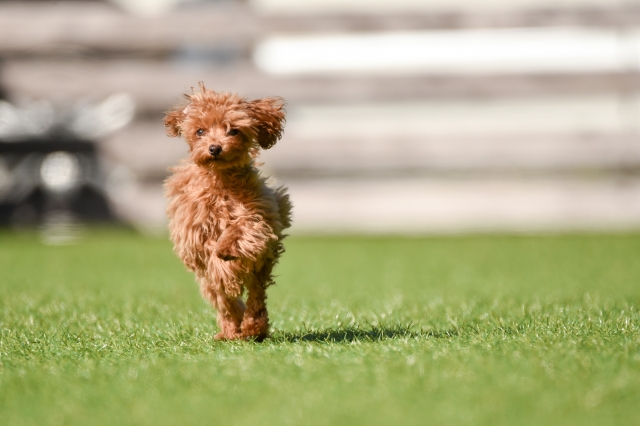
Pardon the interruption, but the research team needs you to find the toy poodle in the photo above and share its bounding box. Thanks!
[163,84,292,341]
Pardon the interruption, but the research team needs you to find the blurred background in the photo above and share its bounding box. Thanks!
[1,0,640,237]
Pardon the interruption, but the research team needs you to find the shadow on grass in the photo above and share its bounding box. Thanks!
[271,325,461,344]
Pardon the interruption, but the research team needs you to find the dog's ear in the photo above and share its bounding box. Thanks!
[164,107,187,137]
[246,97,286,149]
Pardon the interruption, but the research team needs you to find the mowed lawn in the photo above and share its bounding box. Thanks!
[0,230,639,426]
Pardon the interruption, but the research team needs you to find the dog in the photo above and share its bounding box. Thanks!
[163,84,292,341]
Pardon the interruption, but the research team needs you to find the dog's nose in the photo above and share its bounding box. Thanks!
[209,145,222,157]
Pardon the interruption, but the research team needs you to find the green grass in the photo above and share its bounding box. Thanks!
[1,229,639,426]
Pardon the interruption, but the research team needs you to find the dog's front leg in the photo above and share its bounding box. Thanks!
[213,292,246,340]
[241,279,269,341]
[215,217,275,262]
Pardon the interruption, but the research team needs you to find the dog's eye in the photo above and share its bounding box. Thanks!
[196,129,205,137]
[227,128,239,136]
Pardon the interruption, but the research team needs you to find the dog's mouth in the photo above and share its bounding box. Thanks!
[193,146,249,169]
[203,154,240,169]
[208,153,228,163]
[192,153,225,168]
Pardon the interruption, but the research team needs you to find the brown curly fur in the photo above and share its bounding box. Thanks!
[163,84,292,341]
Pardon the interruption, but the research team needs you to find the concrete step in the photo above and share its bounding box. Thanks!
[6,59,640,110]
[110,176,640,234]
[2,1,640,57]
[100,94,640,180]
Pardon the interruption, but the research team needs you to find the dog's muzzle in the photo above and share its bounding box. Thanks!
[209,144,222,157]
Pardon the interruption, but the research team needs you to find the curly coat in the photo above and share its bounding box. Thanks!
[163,85,292,341]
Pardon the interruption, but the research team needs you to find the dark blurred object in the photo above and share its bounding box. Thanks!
[0,95,135,229]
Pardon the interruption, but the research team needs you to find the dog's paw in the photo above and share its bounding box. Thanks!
[217,252,238,261]
[215,242,240,261]
[214,331,240,340]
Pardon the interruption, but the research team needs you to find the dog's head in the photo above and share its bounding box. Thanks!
[164,83,286,169]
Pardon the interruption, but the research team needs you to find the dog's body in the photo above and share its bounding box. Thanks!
[163,86,291,340]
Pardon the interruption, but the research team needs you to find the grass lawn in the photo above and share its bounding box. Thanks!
[0,229,639,426]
